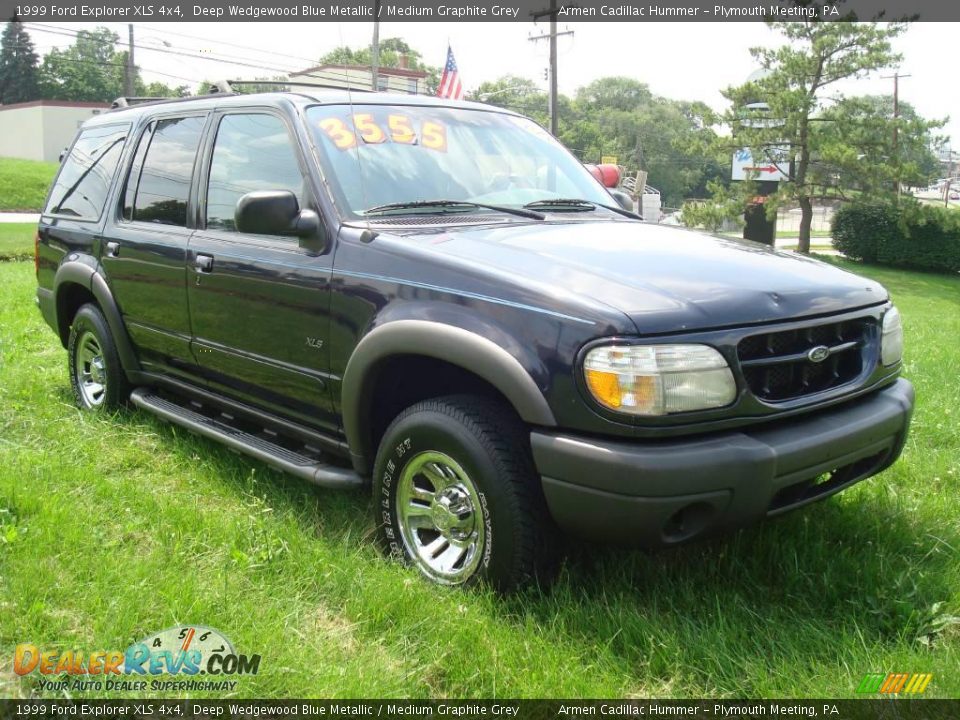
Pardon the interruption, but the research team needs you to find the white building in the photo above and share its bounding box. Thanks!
[288,63,429,95]
[0,100,109,163]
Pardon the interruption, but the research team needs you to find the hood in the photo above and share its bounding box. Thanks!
[399,220,887,335]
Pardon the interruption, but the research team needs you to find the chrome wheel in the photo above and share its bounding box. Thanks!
[75,330,106,407]
[395,451,486,584]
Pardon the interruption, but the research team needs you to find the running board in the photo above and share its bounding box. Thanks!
[130,388,363,489]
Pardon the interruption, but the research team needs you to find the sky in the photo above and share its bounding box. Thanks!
[22,20,960,145]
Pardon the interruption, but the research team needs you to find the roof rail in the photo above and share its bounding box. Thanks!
[110,96,180,109]
[207,79,234,94]
[225,79,375,94]
[107,83,239,113]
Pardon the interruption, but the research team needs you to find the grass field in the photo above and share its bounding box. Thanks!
[0,257,957,699]
[0,224,35,261]
[0,157,57,212]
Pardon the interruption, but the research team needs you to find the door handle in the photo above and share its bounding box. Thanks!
[194,254,214,273]
[105,241,119,258]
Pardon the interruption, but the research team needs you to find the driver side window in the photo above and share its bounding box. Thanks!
[206,113,305,233]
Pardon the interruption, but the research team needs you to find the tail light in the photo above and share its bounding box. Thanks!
[34,232,40,277]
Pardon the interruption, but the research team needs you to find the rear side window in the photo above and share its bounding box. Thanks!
[128,116,205,226]
[45,125,127,220]
[121,121,154,221]
[205,113,304,233]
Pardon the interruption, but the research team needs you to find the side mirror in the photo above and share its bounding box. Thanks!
[235,190,325,250]
[609,188,635,213]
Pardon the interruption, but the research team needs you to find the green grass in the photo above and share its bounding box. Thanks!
[1,258,958,699]
[0,157,57,212]
[776,229,833,239]
[0,224,36,261]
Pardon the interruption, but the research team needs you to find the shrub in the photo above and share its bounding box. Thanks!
[832,202,960,273]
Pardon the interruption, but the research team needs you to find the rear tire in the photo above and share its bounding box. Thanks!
[373,395,559,592]
[68,303,130,411]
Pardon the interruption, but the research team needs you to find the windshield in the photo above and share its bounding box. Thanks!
[306,104,612,217]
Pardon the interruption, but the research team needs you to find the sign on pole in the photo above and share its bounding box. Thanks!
[731,147,790,182]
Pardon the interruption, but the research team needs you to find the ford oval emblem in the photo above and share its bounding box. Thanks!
[807,345,830,363]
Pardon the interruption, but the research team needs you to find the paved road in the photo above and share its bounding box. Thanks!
[0,213,40,223]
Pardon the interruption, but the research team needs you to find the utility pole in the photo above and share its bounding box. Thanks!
[529,0,573,136]
[125,24,135,97]
[371,2,380,92]
[881,72,910,193]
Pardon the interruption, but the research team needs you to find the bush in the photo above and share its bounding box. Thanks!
[832,202,960,273]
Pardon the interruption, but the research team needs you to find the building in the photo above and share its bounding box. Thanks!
[0,100,109,163]
[288,63,429,95]
[938,147,959,179]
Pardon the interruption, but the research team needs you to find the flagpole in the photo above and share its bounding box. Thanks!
[371,3,380,91]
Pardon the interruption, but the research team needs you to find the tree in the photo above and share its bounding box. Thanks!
[0,17,41,104]
[473,75,549,126]
[720,20,908,253]
[564,78,722,206]
[475,74,722,207]
[136,80,191,98]
[40,27,125,102]
[812,95,944,193]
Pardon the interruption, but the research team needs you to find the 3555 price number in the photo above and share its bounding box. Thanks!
[317,114,448,152]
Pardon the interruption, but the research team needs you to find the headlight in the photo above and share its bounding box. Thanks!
[881,306,903,366]
[583,344,736,416]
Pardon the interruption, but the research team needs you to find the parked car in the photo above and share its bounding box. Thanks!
[35,89,914,590]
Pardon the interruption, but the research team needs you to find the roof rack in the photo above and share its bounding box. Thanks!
[111,96,177,109]
[107,77,378,113]
[224,79,375,94]
[110,81,235,110]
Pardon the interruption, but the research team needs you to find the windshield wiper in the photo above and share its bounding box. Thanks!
[523,198,641,219]
[363,199,544,221]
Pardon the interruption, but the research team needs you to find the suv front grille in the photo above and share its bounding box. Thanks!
[737,317,873,401]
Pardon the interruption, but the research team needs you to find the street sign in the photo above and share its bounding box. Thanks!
[732,147,789,182]
[601,155,618,165]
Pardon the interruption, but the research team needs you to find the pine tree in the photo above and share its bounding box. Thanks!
[0,16,41,104]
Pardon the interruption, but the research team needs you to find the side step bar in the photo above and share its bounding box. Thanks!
[130,388,363,489]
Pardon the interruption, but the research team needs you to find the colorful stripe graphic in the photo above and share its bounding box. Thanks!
[856,672,933,694]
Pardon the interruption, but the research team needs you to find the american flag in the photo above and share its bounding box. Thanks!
[437,45,464,100]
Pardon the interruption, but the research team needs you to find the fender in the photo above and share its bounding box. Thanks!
[53,258,142,377]
[342,319,557,475]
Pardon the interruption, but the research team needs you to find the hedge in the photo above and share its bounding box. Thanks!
[832,202,960,273]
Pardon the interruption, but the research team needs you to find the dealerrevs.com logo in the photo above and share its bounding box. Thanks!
[14,625,261,693]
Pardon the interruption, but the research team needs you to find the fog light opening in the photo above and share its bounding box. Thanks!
[661,501,716,544]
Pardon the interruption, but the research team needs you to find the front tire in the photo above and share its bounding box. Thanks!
[373,395,558,592]
[68,303,130,411]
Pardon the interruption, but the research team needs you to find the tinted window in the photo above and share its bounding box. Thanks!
[132,116,204,226]
[206,114,304,232]
[45,125,127,219]
[306,105,610,216]
[121,121,153,221]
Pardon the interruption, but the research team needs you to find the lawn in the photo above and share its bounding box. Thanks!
[0,157,58,212]
[0,223,36,261]
[0,257,957,699]
[776,229,833,239]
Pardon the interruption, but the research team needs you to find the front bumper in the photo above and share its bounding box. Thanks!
[532,378,914,545]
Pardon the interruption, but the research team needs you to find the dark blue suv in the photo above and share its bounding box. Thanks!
[35,89,914,590]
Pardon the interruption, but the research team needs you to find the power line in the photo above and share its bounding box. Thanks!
[3,40,199,84]
[129,22,320,67]
[23,22,416,91]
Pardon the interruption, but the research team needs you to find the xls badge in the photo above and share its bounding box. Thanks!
[13,625,260,693]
